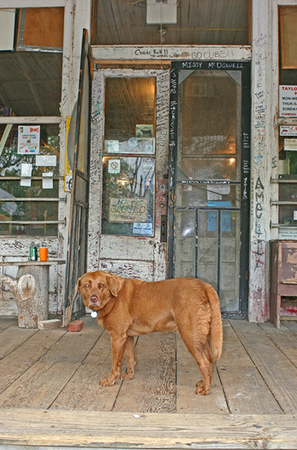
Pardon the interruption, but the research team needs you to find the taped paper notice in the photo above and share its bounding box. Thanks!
[42,172,53,189]
[20,178,31,187]
[36,155,57,167]
[20,163,32,187]
[21,163,32,177]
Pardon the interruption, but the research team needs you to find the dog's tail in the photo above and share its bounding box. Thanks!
[206,284,223,360]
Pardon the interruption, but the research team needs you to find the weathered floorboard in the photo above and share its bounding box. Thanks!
[0,323,38,360]
[51,327,122,411]
[258,321,297,367]
[0,408,296,449]
[231,320,297,414]
[216,322,282,414]
[176,331,228,414]
[0,317,99,409]
[0,327,66,394]
[113,332,176,413]
[0,316,16,332]
[283,319,297,335]
[0,316,296,448]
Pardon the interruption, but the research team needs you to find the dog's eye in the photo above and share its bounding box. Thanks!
[85,283,90,288]
[99,283,105,289]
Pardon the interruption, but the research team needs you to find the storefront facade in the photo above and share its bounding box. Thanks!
[0,0,297,324]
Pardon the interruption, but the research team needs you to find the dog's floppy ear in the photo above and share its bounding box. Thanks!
[73,277,81,299]
[106,273,123,297]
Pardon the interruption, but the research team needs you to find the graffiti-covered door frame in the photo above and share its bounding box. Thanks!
[167,61,251,319]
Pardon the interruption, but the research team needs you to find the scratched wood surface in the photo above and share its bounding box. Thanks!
[0,316,297,415]
[0,316,297,448]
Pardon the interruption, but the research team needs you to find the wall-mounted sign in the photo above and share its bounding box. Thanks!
[279,85,297,117]
[284,138,297,151]
[18,125,40,154]
[108,159,120,174]
[109,198,148,223]
[280,125,297,136]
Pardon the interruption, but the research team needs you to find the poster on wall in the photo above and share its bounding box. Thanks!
[18,125,40,154]
[279,85,297,117]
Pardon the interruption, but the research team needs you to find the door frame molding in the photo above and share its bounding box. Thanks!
[167,60,251,319]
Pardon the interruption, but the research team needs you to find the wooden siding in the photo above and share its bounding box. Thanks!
[92,0,250,46]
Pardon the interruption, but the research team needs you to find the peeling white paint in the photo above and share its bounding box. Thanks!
[88,67,170,281]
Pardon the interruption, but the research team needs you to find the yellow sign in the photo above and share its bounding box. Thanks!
[109,198,148,223]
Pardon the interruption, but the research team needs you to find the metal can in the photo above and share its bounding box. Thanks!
[29,246,38,261]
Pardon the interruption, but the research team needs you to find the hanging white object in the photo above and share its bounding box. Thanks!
[146,0,177,24]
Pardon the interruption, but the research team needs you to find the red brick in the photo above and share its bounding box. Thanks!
[68,320,84,332]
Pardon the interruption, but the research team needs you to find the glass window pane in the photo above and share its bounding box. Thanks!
[180,71,241,156]
[102,156,155,236]
[176,184,240,208]
[102,77,156,237]
[104,77,155,154]
[0,124,60,236]
[0,52,62,117]
[177,157,238,181]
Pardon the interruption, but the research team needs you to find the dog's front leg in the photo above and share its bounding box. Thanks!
[100,335,126,386]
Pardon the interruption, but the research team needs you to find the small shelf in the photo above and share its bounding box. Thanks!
[0,260,66,266]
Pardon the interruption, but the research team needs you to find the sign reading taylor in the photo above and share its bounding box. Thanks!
[109,198,148,223]
[279,85,297,117]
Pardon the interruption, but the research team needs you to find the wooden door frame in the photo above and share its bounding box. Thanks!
[64,29,92,324]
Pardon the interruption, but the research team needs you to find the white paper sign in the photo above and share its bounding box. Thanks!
[42,172,53,189]
[18,125,40,154]
[20,163,32,186]
[20,178,31,187]
[105,140,119,153]
[279,85,297,117]
[21,163,32,177]
[36,155,57,166]
[108,159,121,174]
[280,125,297,137]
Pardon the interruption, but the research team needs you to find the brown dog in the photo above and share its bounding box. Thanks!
[74,270,222,395]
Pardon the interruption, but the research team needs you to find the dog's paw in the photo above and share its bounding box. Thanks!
[195,380,210,396]
[99,377,115,387]
[120,370,134,381]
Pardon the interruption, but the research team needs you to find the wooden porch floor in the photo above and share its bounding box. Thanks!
[0,315,296,449]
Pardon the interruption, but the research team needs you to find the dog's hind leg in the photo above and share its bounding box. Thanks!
[120,336,136,381]
[180,331,215,395]
[194,338,215,395]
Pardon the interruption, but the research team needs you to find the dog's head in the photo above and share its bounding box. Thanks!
[74,270,124,311]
